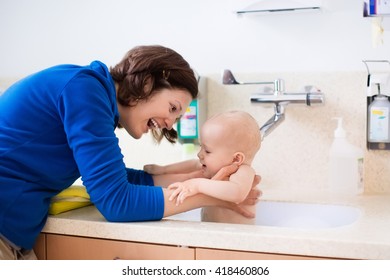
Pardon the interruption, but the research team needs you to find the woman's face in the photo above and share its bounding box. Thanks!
[118,88,192,139]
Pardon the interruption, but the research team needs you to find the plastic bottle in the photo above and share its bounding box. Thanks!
[368,94,390,143]
[328,118,364,195]
[177,100,198,141]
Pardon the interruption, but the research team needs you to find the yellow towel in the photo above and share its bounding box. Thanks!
[49,185,92,215]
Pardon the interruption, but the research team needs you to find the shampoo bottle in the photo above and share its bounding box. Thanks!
[328,118,364,195]
[368,94,390,143]
[177,100,199,141]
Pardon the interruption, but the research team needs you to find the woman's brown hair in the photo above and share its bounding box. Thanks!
[110,45,198,143]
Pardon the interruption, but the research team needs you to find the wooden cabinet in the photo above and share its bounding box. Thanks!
[36,233,334,260]
[33,234,46,260]
[195,248,331,260]
[45,234,194,260]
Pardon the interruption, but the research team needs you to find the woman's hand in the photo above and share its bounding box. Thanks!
[212,164,262,204]
[211,163,262,217]
[211,163,239,181]
[240,174,262,205]
[229,174,262,218]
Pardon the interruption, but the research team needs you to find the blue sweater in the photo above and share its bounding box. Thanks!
[0,61,164,249]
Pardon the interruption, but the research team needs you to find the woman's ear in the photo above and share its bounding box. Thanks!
[143,75,153,94]
[232,152,245,165]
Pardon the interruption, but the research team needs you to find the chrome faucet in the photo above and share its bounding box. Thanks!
[222,70,325,140]
[259,103,285,139]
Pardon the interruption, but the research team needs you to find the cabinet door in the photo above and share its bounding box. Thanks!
[196,248,330,260]
[46,234,194,260]
[33,233,46,260]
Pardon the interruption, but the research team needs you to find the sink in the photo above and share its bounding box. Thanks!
[167,201,361,229]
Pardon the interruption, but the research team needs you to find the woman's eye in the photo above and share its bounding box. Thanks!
[170,104,177,113]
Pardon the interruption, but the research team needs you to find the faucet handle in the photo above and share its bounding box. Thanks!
[222,69,274,85]
[222,69,240,84]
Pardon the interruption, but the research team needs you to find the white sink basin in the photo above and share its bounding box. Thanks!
[167,201,361,229]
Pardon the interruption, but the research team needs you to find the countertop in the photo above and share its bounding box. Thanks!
[41,187,390,260]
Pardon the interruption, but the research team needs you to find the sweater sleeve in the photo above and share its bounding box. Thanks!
[126,168,155,186]
[58,73,164,222]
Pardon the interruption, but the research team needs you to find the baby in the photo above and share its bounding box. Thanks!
[144,110,261,224]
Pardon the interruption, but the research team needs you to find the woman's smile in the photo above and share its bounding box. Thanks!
[147,118,160,130]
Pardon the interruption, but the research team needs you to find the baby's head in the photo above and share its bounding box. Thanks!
[198,110,261,178]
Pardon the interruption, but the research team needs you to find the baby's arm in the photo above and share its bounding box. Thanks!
[144,159,201,175]
[168,165,255,205]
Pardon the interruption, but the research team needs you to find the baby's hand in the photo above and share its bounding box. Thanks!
[143,164,165,175]
[168,182,198,205]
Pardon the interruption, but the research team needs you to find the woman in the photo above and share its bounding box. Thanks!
[0,45,260,259]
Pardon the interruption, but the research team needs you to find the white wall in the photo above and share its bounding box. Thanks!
[0,0,389,77]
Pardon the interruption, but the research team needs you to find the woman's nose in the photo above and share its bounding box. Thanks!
[165,118,175,130]
[197,150,203,159]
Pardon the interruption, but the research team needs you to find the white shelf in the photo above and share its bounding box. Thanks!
[236,0,322,16]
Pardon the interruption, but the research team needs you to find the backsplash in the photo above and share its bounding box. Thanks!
[207,71,389,194]
[1,72,389,194]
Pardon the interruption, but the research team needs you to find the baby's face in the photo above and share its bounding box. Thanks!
[197,122,237,178]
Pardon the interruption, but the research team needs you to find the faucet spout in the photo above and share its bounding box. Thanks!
[221,70,325,140]
[260,104,285,140]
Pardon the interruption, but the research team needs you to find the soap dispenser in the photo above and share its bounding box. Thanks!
[368,93,390,143]
[328,118,364,195]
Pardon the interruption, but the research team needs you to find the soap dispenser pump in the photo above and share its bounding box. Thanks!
[328,117,364,195]
[333,117,346,138]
